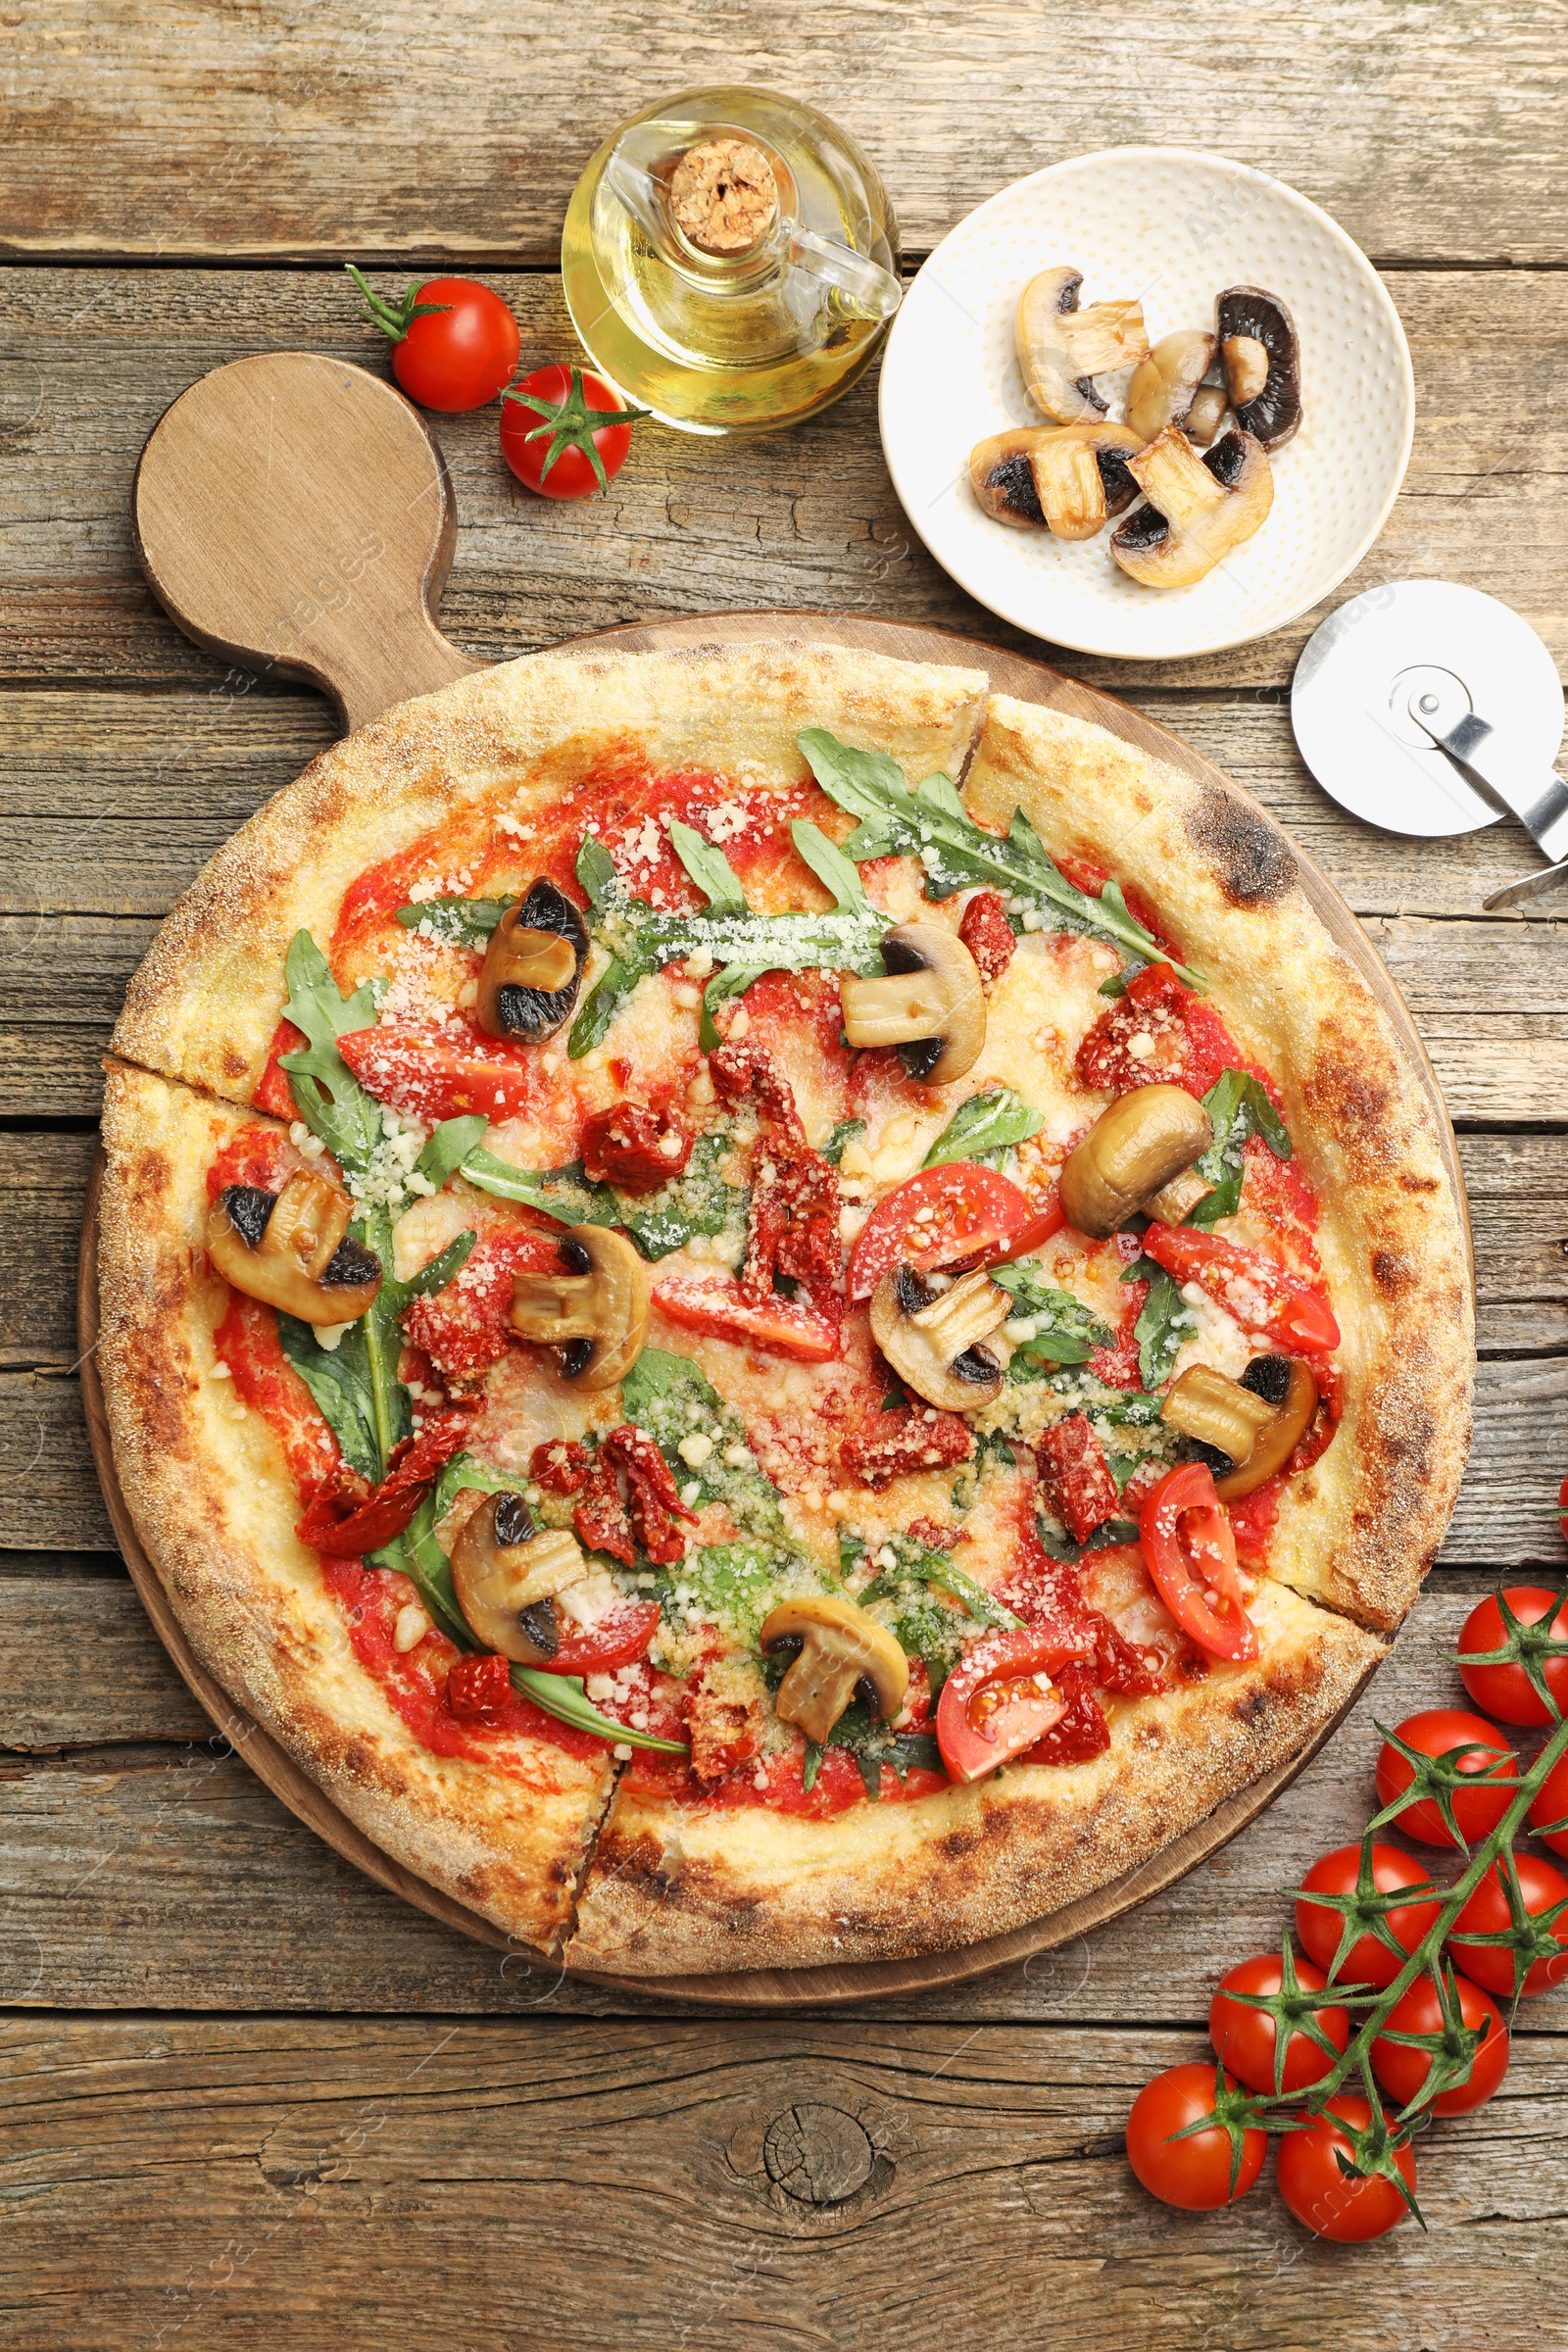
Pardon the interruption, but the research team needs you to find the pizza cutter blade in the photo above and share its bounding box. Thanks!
[1291,581,1568,909]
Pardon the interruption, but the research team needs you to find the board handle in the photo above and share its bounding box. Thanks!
[133,351,488,734]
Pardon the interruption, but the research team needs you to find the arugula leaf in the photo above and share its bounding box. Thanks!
[857,1534,1021,1632]
[820,1116,867,1166]
[789,817,867,911]
[460,1149,620,1225]
[276,1312,383,1484]
[797,727,1204,989]
[510,1666,689,1755]
[393,896,510,948]
[277,931,384,1175]
[652,1541,808,1645]
[668,818,747,912]
[621,1348,784,1543]
[923,1087,1045,1169]
[1035,1512,1143,1567]
[802,1740,823,1793]
[431,1449,518,1520]
[576,835,618,906]
[1186,1069,1293,1228]
[415,1114,488,1193]
[384,1231,475,1312]
[1123,1253,1198,1389]
[616,1131,748,1262]
[397,1492,473,1646]
[992,1259,1113,1372]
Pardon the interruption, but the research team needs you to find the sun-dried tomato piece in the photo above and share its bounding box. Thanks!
[1034,1414,1121,1546]
[709,1039,806,1145]
[841,1405,974,1492]
[572,1424,698,1566]
[1074,960,1237,1101]
[401,1226,560,1385]
[1084,1607,1165,1698]
[529,1439,592,1495]
[296,1408,472,1555]
[958,890,1016,985]
[446,1652,513,1722]
[580,1102,692,1193]
[653,1275,841,1362]
[699,1039,844,1338]
[1024,1659,1111,1766]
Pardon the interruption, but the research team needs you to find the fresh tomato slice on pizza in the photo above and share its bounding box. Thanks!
[848,1163,1041,1301]
[1139,1463,1260,1662]
[652,1275,840,1361]
[337,1021,541,1122]
[538,1599,662,1677]
[1139,1225,1341,1354]
[936,1628,1092,1784]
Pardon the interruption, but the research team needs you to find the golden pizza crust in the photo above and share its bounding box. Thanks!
[962,696,1473,1631]
[565,1579,1383,1975]
[95,1060,614,1952]
[110,642,989,1107]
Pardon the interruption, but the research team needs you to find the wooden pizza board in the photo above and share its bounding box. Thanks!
[80,354,1473,2009]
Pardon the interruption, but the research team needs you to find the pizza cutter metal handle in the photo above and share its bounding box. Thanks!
[1404,677,1568,910]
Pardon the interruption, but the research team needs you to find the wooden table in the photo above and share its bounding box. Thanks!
[3,9,1565,2345]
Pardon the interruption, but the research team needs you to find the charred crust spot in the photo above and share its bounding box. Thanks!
[221,1047,249,1079]
[1371,1248,1418,1298]
[1184,784,1297,906]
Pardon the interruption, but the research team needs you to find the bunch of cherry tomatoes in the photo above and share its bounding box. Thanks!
[1127,1582,1568,2240]
[347,267,645,499]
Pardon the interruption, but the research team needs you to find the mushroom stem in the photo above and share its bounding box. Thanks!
[909,1269,1011,1358]
[509,1270,601,1342]
[839,922,986,1085]
[839,969,951,1046]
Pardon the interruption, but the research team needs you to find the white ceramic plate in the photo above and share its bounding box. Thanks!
[878,148,1414,662]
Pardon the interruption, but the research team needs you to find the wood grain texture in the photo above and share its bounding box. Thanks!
[3,268,1567,694]
[5,0,1567,267]
[7,1574,1567,2027]
[1,2008,1563,2352]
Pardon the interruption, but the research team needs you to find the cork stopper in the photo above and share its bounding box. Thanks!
[668,137,779,257]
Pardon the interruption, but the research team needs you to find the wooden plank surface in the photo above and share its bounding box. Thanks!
[4,0,1566,268]
[3,268,1567,694]
[2,2008,1563,2352]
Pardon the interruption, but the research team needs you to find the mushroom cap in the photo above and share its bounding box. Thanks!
[508,1224,651,1391]
[476,879,588,1045]
[881,922,986,1084]
[869,1264,1005,1412]
[207,1173,382,1325]
[1109,427,1273,590]
[1126,329,1219,444]
[1216,286,1301,452]
[450,1493,589,1664]
[760,1592,909,1740]
[969,429,1050,528]
[1058,1085,1215,1237]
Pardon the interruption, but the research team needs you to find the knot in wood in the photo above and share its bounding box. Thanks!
[762,2103,875,2205]
[670,138,778,256]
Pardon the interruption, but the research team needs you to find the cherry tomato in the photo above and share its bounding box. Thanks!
[348,266,521,412]
[1296,1842,1442,1987]
[934,1628,1087,1785]
[1138,1462,1259,1662]
[1448,1851,1568,1997]
[501,364,648,499]
[1371,1970,1509,2115]
[990,1197,1065,1263]
[652,1275,839,1362]
[1374,1708,1520,1847]
[1458,1586,1568,1727]
[847,1163,1038,1301]
[1139,1224,1340,1355]
[535,1599,661,1678]
[1124,2064,1264,2210]
[1530,1746,1568,1858]
[1276,2097,1415,2242]
[337,1021,539,1124]
[1208,1952,1348,2094]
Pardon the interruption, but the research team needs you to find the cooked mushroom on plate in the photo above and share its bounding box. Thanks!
[760,1593,909,1743]
[450,1491,591,1664]
[870,1263,1009,1411]
[1217,286,1301,452]
[1109,426,1274,589]
[509,1224,650,1388]
[476,877,589,1044]
[1015,266,1150,424]
[969,421,1143,539]
[839,920,986,1082]
[1125,329,1219,444]
[206,1170,383,1323]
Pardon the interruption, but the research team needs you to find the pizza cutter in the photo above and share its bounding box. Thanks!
[1291,581,1568,909]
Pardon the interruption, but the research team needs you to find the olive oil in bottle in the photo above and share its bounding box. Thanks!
[562,85,902,436]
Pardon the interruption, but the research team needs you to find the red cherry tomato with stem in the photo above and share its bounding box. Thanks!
[501,365,649,499]
[1457,1586,1568,1727]
[1124,2064,1265,2211]
[1371,1969,1509,2116]
[1276,2097,1416,2242]
[1208,1949,1348,2094]
[847,1163,1040,1301]
[1448,1850,1568,1998]
[1374,1708,1520,1847]
[1530,1745,1568,1858]
[347,266,520,413]
[1296,1841,1442,1987]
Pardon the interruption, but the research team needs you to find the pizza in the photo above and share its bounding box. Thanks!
[96,642,1472,1974]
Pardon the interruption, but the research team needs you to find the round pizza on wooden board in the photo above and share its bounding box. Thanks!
[95,640,1472,1975]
